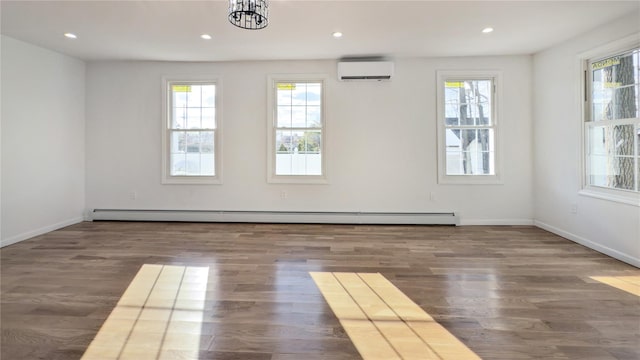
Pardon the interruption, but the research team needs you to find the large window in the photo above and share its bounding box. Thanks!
[437,71,501,184]
[267,76,326,183]
[162,79,221,184]
[584,45,639,200]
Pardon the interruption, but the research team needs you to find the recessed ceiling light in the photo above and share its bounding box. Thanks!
[64,33,77,39]
[332,32,343,38]
[201,34,212,40]
[482,27,494,34]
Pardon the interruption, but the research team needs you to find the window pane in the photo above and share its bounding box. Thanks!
[445,104,460,126]
[476,102,491,125]
[478,129,493,152]
[202,108,215,129]
[187,85,202,107]
[445,129,461,149]
[200,153,215,176]
[185,153,201,175]
[307,106,321,127]
[445,127,495,175]
[613,124,634,156]
[201,131,214,153]
[589,126,607,155]
[446,151,462,175]
[173,89,187,108]
[170,153,187,176]
[202,85,215,107]
[291,83,307,105]
[291,106,306,128]
[172,108,185,129]
[277,106,292,128]
[186,132,201,153]
[612,157,635,190]
[275,129,322,175]
[277,86,292,106]
[306,84,321,105]
[588,124,637,191]
[444,80,492,126]
[171,131,186,153]
[186,108,201,129]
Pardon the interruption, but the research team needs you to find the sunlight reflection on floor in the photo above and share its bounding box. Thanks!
[310,272,482,360]
[590,275,640,296]
[81,264,209,360]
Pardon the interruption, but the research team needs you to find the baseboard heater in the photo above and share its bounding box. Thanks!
[91,209,459,226]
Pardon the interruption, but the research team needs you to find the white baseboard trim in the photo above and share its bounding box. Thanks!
[534,220,640,268]
[1,217,84,248]
[91,209,460,226]
[459,218,534,226]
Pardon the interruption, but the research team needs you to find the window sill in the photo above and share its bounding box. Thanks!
[579,187,640,207]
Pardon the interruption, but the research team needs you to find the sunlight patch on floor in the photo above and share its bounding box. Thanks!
[310,272,482,360]
[81,264,209,360]
[590,275,640,296]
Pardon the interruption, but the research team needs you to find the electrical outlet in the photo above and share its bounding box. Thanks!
[129,191,137,200]
[280,191,287,200]
[570,203,577,214]
[429,192,436,201]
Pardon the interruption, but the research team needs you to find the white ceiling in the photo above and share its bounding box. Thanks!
[1,1,638,62]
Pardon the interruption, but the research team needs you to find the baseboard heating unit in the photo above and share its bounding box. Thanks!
[91,209,459,226]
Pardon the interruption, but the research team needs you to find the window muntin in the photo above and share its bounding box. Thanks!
[163,80,220,184]
[586,47,640,194]
[438,75,498,183]
[270,80,325,179]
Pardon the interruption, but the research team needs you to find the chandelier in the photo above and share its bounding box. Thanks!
[228,0,269,30]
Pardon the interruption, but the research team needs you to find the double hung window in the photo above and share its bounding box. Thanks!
[268,76,326,183]
[162,79,221,184]
[437,71,501,184]
[585,46,640,199]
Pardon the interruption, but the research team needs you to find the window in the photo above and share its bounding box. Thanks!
[267,76,326,183]
[583,43,640,204]
[162,79,221,184]
[436,71,501,184]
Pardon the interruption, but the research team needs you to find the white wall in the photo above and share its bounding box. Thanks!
[1,36,86,247]
[533,13,640,267]
[86,56,533,224]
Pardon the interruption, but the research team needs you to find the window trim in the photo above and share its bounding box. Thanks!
[578,35,640,206]
[436,70,503,185]
[161,76,223,185]
[266,74,328,184]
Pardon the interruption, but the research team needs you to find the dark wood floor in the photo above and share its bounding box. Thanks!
[1,222,639,360]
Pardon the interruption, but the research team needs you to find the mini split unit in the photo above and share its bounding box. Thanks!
[337,60,394,81]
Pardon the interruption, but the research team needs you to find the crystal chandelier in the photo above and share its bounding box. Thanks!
[228,0,269,30]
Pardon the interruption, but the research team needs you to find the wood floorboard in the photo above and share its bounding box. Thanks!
[1,222,639,359]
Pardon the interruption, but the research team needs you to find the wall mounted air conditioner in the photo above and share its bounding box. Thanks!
[338,61,394,81]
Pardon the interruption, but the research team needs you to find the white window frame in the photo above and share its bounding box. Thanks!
[436,70,503,185]
[578,35,640,207]
[161,76,223,185]
[267,74,328,184]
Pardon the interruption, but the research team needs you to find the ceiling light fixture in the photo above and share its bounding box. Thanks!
[482,27,494,34]
[228,0,268,30]
[332,32,343,38]
[201,34,212,40]
[64,33,77,39]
